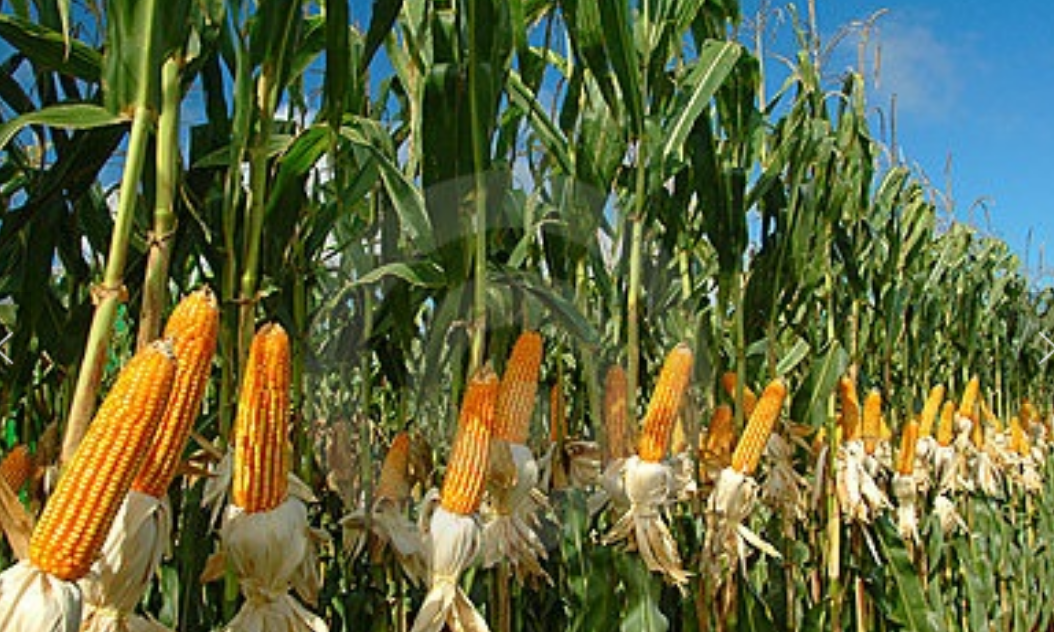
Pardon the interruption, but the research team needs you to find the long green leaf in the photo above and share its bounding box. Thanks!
[0,104,125,151]
[661,40,741,164]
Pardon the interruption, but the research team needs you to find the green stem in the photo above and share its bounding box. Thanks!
[137,53,183,350]
[62,0,159,462]
[627,186,645,420]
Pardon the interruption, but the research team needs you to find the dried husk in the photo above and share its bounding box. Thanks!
[835,440,890,523]
[704,467,779,583]
[0,561,81,632]
[79,491,172,632]
[482,443,549,584]
[602,456,689,588]
[891,473,918,543]
[759,434,807,522]
[220,497,326,632]
[410,506,489,632]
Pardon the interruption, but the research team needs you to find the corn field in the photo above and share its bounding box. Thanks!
[1,0,1054,630]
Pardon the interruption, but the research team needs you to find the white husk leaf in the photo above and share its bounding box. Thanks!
[220,498,327,632]
[0,561,82,632]
[340,500,425,585]
[891,474,918,543]
[836,441,889,523]
[704,467,779,582]
[79,492,172,632]
[760,435,807,522]
[410,507,489,632]
[933,494,967,533]
[587,458,627,518]
[481,444,550,584]
[601,456,689,588]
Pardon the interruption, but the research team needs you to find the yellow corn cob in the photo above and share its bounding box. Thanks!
[440,367,499,515]
[918,384,945,438]
[0,444,34,494]
[550,381,567,444]
[494,331,543,444]
[721,371,757,418]
[970,415,985,449]
[937,401,956,447]
[897,420,919,476]
[637,344,694,463]
[375,432,412,503]
[1009,416,1027,456]
[730,378,787,475]
[838,377,861,442]
[862,389,882,455]
[701,404,735,462]
[958,376,980,421]
[28,341,176,581]
[232,323,291,514]
[980,398,1003,432]
[1021,399,1037,426]
[604,364,631,461]
[132,288,220,498]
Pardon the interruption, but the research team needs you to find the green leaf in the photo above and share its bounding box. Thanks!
[0,104,126,151]
[339,120,434,252]
[353,261,446,289]
[617,555,668,632]
[874,517,948,632]
[661,40,741,165]
[0,14,102,82]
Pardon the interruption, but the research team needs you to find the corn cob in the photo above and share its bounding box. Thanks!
[132,288,220,498]
[862,389,882,455]
[970,414,985,449]
[1009,416,1025,455]
[376,432,412,503]
[637,344,694,463]
[980,399,1003,432]
[730,378,787,475]
[28,341,176,581]
[702,404,735,461]
[604,364,631,460]
[958,376,980,421]
[440,367,499,515]
[838,377,861,442]
[550,381,567,444]
[918,384,945,438]
[937,401,956,447]
[1021,399,1037,426]
[897,420,919,476]
[232,323,291,514]
[670,417,689,455]
[0,444,33,494]
[721,371,757,418]
[494,331,543,444]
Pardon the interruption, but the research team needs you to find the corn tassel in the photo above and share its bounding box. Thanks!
[918,384,945,438]
[232,323,291,514]
[440,367,499,516]
[897,420,919,476]
[838,377,861,442]
[28,341,176,581]
[494,331,543,444]
[637,344,694,463]
[731,378,787,475]
[862,389,882,455]
[133,288,220,498]
[604,364,631,461]
[0,445,33,495]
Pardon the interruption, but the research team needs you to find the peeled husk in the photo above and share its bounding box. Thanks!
[410,505,489,632]
[602,456,689,588]
[891,473,918,543]
[340,499,425,584]
[835,440,890,523]
[759,435,807,522]
[0,561,81,632]
[704,467,779,582]
[481,443,549,584]
[220,497,327,632]
[79,491,172,632]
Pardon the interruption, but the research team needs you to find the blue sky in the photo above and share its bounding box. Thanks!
[741,0,1054,285]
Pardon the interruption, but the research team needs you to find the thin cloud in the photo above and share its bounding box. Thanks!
[869,14,963,120]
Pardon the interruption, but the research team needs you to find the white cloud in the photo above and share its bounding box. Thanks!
[867,13,963,120]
